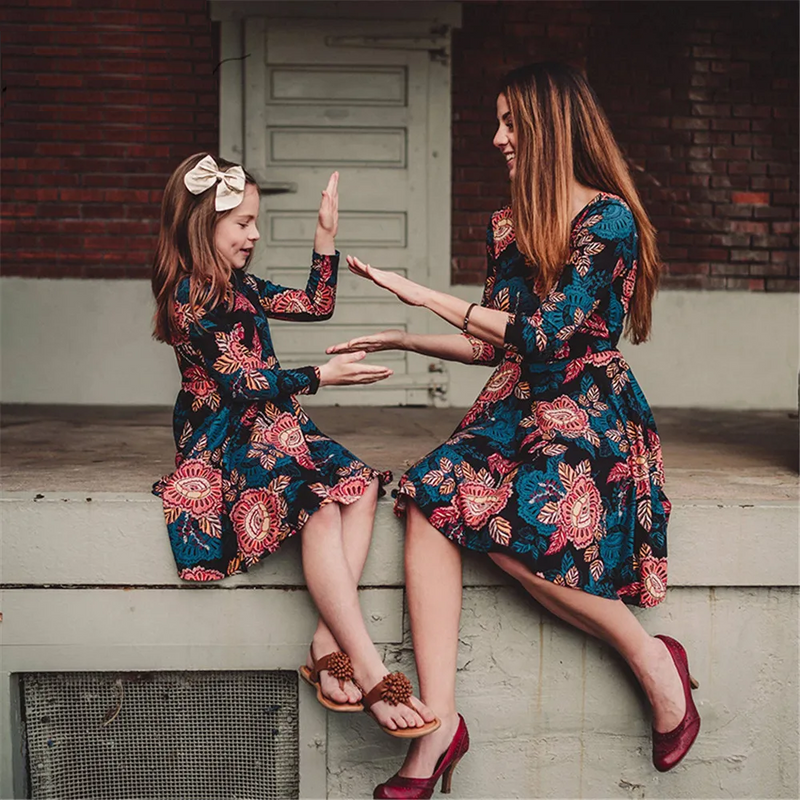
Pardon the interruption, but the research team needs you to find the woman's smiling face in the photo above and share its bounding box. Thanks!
[214,183,261,270]
[493,93,517,180]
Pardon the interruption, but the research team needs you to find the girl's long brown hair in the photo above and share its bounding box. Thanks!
[500,63,660,344]
[152,153,258,343]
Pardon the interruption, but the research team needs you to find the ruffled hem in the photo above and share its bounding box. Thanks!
[161,467,393,583]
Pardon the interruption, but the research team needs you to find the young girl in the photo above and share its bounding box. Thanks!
[151,153,439,737]
[330,63,698,795]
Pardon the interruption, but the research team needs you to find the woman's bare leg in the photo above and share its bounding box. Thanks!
[489,552,687,733]
[396,501,465,777]
[306,480,379,705]
[302,490,436,730]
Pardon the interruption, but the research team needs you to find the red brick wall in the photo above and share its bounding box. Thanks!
[451,0,799,290]
[1,1,796,290]
[0,0,218,278]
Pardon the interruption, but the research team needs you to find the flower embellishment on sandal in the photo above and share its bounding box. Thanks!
[376,672,413,706]
[324,650,355,684]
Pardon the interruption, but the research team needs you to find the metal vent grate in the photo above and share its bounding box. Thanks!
[21,671,299,800]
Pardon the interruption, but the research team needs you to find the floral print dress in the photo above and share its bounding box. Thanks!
[153,252,389,582]
[395,194,671,607]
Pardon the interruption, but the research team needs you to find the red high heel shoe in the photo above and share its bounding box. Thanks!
[373,714,469,799]
[652,634,701,772]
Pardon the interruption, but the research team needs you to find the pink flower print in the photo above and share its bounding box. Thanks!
[639,546,668,607]
[233,293,257,314]
[456,480,512,529]
[161,459,222,520]
[270,291,315,315]
[539,461,603,554]
[231,489,284,557]
[492,207,515,257]
[534,396,591,438]
[328,474,371,504]
[179,566,225,582]
[267,413,314,468]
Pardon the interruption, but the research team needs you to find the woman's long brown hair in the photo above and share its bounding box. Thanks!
[500,63,660,344]
[152,153,258,343]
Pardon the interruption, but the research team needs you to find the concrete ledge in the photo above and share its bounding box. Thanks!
[2,279,798,409]
[1,492,798,588]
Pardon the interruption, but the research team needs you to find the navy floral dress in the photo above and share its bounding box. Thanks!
[395,194,671,607]
[154,252,389,582]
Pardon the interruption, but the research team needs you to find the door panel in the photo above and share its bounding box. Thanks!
[242,16,451,405]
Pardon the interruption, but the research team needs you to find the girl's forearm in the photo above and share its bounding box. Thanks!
[421,289,508,347]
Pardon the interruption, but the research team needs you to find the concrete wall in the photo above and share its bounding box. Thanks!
[1,277,798,409]
[1,493,798,798]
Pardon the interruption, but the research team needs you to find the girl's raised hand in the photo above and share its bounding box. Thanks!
[345,255,429,306]
[318,351,393,387]
[326,329,408,355]
[317,171,339,238]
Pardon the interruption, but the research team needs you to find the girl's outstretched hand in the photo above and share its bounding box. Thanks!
[346,255,429,306]
[314,172,338,254]
[326,329,408,355]
[318,171,339,235]
[318,351,393,387]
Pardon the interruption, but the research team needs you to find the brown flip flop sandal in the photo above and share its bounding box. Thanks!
[299,650,364,712]
[361,672,441,738]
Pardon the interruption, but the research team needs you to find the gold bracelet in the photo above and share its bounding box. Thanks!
[462,302,477,334]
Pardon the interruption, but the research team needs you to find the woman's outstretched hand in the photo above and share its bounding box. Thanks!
[318,351,393,387]
[314,172,339,254]
[326,330,408,355]
[346,255,429,306]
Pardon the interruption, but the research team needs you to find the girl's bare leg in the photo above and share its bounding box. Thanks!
[302,488,436,730]
[306,479,379,705]
[489,552,686,733]
[396,501,465,777]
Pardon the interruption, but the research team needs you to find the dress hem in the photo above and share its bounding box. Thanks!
[393,482,662,609]
[169,468,392,583]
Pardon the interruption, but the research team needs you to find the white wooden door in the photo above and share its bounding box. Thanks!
[239,15,453,405]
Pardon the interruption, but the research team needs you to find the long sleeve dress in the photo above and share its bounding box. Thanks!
[153,252,389,582]
[395,194,671,608]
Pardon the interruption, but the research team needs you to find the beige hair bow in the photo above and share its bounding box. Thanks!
[184,155,246,211]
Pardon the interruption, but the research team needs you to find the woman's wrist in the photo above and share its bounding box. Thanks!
[419,286,439,310]
[423,288,471,330]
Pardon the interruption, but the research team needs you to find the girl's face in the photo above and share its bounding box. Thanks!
[493,93,517,180]
[214,183,261,270]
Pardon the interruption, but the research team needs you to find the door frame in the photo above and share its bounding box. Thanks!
[211,1,461,405]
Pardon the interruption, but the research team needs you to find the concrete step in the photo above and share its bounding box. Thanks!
[1,407,798,798]
[1,490,798,588]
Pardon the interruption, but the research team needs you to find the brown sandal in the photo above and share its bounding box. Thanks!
[362,672,441,738]
[299,650,364,712]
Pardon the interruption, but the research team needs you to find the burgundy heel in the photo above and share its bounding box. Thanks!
[440,755,462,794]
[652,634,701,772]
[373,714,469,799]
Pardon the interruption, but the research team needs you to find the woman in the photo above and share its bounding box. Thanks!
[329,63,699,796]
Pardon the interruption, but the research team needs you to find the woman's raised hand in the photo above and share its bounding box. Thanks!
[346,255,429,306]
[318,351,393,387]
[326,330,408,355]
